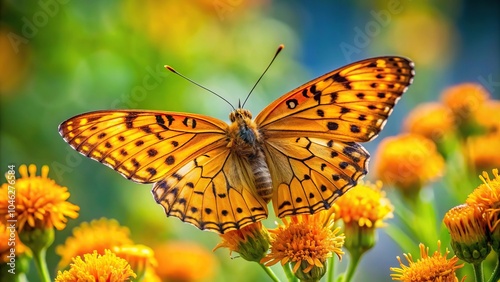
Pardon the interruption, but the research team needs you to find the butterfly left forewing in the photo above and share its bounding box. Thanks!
[59,110,229,183]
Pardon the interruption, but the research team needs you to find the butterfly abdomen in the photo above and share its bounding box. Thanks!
[248,149,273,202]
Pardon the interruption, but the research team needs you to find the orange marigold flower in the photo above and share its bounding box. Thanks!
[55,249,136,282]
[213,221,270,262]
[443,204,490,264]
[474,100,500,134]
[56,218,133,269]
[440,82,489,122]
[373,134,445,194]
[466,169,500,252]
[0,164,79,232]
[390,241,464,282]
[403,102,456,141]
[333,181,393,229]
[333,181,393,255]
[113,244,157,281]
[465,134,500,171]
[261,210,344,280]
[154,241,217,282]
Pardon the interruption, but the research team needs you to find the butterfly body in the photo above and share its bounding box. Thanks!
[228,109,273,202]
[59,56,415,233]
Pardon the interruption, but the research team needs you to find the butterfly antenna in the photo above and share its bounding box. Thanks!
[241,44,284,108]
[165,65,235,111]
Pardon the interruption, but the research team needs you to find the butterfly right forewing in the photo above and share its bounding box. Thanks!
[256,56,415,218]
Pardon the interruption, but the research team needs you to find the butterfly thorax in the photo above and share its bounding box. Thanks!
[228,108,262,150]
[228,108,273,202]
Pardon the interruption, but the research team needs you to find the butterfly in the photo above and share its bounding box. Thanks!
[59,54,414,234]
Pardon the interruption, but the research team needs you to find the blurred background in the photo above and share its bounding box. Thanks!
[1,0,499,281]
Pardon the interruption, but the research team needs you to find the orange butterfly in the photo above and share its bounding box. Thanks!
[59,51,414,234]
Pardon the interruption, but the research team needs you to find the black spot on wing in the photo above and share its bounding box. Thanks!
[125,112,138,129]
[156,115,169,130]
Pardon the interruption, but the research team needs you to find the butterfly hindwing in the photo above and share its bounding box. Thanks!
[152,146,268,233]
[263,136,369,217]
[256,56,414,218]
[58,110,229,183]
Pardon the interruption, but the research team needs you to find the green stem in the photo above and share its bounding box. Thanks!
[487,255,500,282]
[473,262,484,282]
[327,256,335,282]
[33,248,50,282]
[259,263,280,282]
[343,249,362,282]
[282,262,298,282]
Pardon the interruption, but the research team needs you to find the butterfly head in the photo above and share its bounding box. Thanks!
[229,108,253,123]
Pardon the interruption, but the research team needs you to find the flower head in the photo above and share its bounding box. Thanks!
[55,249,136,282]
[113,244,157,281]
[261,210,344,279]
[374,134,445,194]
[390,241,464,282]
[0,164,79,232]
[334,181,393,229]
[440,83,489,122]
[213,222,270,262]
[474,100,500,134]
[56,218,133,269]
[465,134,500,171]
[466,169,500,252]
[403,102,456,142]
[154,241,217,282]
[443,204,490,264]
[333,181,393,255]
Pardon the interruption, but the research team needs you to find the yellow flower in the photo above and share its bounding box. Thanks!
[154,241,217,282]
[373,134,445,194]
[443,204,490,264]
[55,249,136,282]
[403,102,456,142]
[0,164,79,231]
[390,241,464,282]
[466,169,500,252]
[334,181,393,229]
[213,221,270,262]
[465,134,500,171]
[56,218,133,269]
[113,244,157,281]
[261,210,344,279]
[440,83,490,122]
[333,181,393,255]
